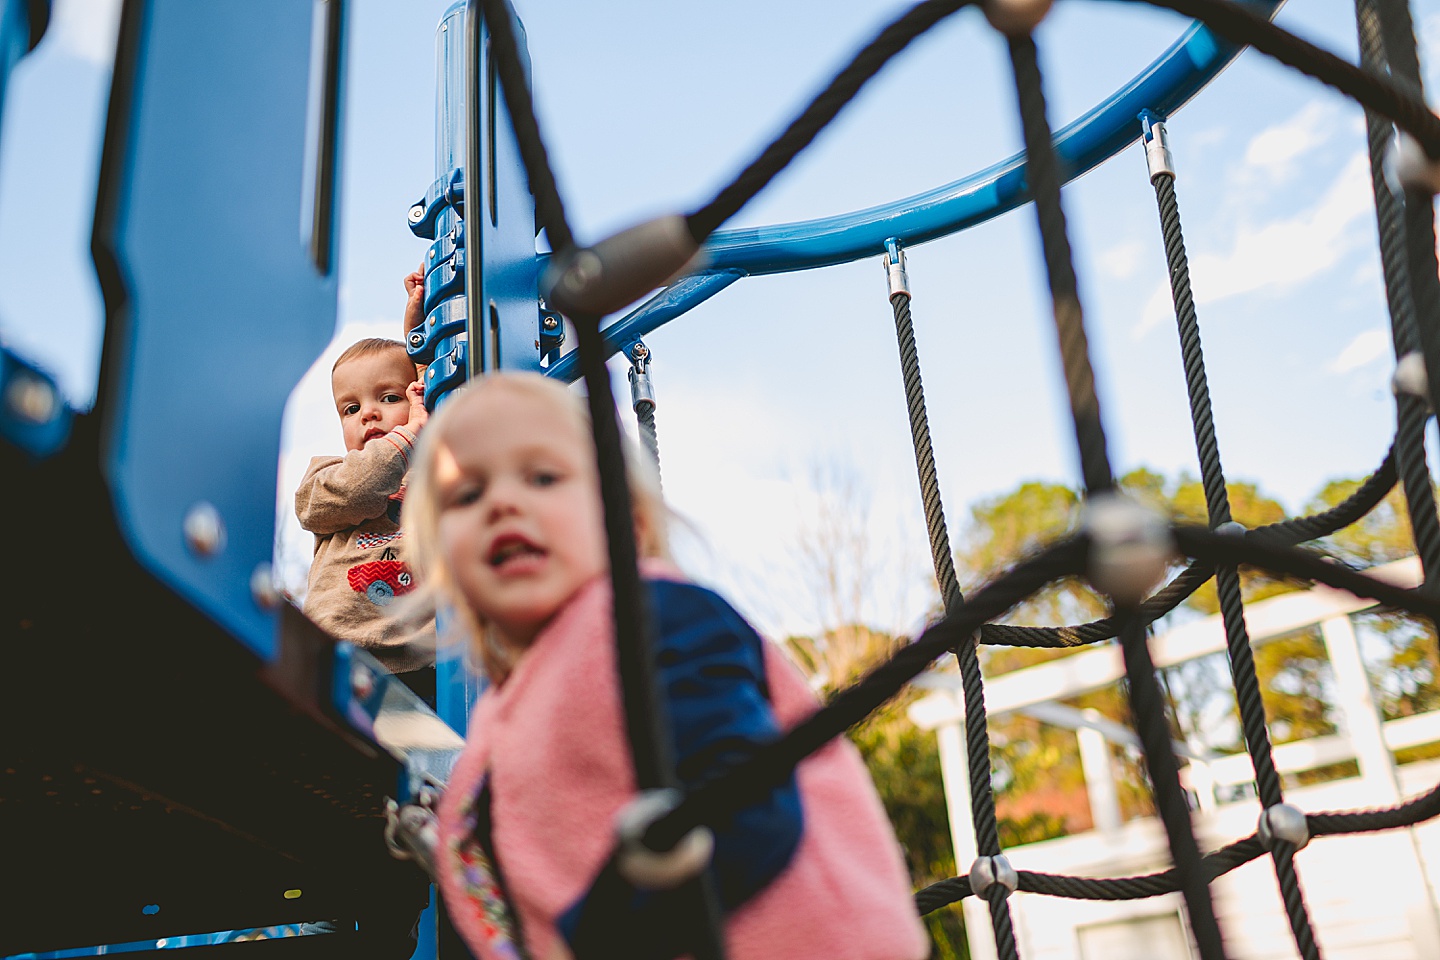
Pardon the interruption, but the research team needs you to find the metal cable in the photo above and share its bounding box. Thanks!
[888,284,1020,955]
[1151,168,1321,958]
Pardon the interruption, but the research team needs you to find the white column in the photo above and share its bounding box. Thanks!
[1320,613,1440,951]
[1077,712,1123,838]
[935,713,1000,960]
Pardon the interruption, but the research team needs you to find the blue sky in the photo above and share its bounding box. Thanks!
[4,0,1439,639]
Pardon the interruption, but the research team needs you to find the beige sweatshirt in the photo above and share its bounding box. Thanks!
[295,425,433,673]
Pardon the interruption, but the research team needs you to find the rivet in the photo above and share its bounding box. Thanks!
[250,563,282,610]
[183,502,225,557]
[408,204,426,224]
[351,663,375,701]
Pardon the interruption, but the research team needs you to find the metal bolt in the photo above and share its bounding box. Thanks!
[968,855,1019,898]
[408,203,426,224]
[409,332,425,348]
[250,563,282,610]
[542,316,559,331]
[351,663,376,701]
[1258,803,1310,852]
[6,374,57,424]
[183,502,226,557]
[631,343,649,361]
[1215,520,1246,537]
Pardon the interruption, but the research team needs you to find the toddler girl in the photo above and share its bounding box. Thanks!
[404,372,928,960]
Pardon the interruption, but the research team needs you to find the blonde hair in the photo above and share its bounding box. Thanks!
[332,337,413,375]
[403,371,669,682]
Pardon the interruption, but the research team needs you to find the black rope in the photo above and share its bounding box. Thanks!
[887,277,1021,957]
[979,441,1399,648]
[1150,162,1321,958]
[1125,0,1440,158]
[1372,0,1440,422]
[635,400,663,489]
[474,2,726,955]
[915,835,1268,913]
[1117,615,1228,960]
[685,0,973,243]
[1008,36,1114,496]
[1356,0,1440,604]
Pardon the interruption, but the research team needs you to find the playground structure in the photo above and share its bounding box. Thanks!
[8,0,1440,959]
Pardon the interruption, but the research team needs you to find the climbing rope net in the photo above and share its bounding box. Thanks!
[472,0,1440,956]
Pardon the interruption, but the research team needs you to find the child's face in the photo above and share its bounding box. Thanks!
[432,384,608,652]
[332,352,418,452]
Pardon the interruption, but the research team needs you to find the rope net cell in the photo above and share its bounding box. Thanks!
[473,0,1440,956]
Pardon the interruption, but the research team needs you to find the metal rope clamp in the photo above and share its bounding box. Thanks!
[1140,111,1175,183]
[884,239,910,299]
[1083,493,1176,606]
[628,341,656,412]
[969,854,1019,899]
[385,784,443,878]
[1257,802,1310,852]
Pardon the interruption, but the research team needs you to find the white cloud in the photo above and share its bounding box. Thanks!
[1329,328,1390,374]
[1134,153,1374,337]
[1242,100,1339,184]
[1097,240,1143,280]
[46,0,123,66]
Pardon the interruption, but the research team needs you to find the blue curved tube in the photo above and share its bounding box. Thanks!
[550,2,1278,380]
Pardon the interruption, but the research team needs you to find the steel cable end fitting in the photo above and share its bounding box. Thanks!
[1139,111,1175,183]
[543,214,705,318]
[883,240,909,298]
[1257,802,1310,852]
[1388,132,1440,196]
[968,855,1019,899]
[981,0,1052,35]
[615,788,715,891]
[1084,493,1175,606]
[1393,351,1430,407]
[384,798,442,875]
[628,342,656,411]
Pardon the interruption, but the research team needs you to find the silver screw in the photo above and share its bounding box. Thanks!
[408,204,426,224]
[409,332,425,348]
[183,502,226,557]
[6,375,57,424]
[542,316,559,331]
[250,563,282,609]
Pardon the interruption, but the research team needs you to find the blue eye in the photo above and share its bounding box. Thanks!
[449,485,482,508]
[530,470,559,487]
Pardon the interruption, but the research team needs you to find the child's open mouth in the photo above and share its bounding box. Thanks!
[489,535,545,569]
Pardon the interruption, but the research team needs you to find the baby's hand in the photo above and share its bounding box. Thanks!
[402,267,425,341]
[406,380,429,433]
